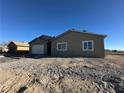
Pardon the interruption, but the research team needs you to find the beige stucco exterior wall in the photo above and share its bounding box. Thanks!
[51,32,105,58]
[17,46,29,51]
[29,39,48,55]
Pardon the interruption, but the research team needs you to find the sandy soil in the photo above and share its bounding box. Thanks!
[0,55,124,93]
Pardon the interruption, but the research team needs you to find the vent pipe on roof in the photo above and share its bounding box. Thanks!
[70,28,76,31]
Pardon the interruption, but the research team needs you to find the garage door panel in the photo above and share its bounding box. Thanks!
[32,45,44,54]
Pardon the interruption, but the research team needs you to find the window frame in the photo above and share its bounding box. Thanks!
[82,40,94,51]
[57,42,68,51]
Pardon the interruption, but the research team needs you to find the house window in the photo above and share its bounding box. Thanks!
[57,42,67,51]
[82,40,94,51]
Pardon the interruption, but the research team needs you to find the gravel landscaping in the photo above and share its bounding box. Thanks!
[0,55,124,93]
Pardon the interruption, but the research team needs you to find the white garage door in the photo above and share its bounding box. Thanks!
[32,44,44,54]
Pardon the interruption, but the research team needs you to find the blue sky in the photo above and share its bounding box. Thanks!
[0,0,124,50]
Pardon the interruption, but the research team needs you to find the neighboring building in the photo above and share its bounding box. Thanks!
[29,29,107,58]
[0,45,8,53]
[29,35,54,56]
[8,41,29,54]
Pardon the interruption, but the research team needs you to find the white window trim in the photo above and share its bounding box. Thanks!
[57,42,68,51]
[82,40,94,51]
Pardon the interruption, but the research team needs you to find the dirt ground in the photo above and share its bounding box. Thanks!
[0,56,20,63]
[0,55,124,93]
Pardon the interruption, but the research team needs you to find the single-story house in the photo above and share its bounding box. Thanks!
[8,41,29,54]
[29,29,107,58]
